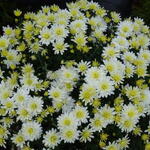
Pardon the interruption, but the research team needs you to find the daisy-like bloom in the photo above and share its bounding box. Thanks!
[4,49,22,68]
[102,46,120,59]
[110,71,125,85]
[137,34,149,48]
[122,51,136,64]
[96,77,115,98]
[20,74,38,91]
[48,86,66,101]
[69,19,87,34]
[125,85,140,100]
[0,36,9,50]
[39,27,53,46]
[79,84,97,105]
[110,12,121,23]
[72,33,87,47]
[125,62,135,78]
[112,36,129,50]
[60,127,79,143]
[23,21,34,32]
[22,121,42,141]
[29,42,42,54]
[57,112,78,129]
[11,132,25,148]
[136,65,147,78]
[90,114,107,132]
[80,126,94,143]
[0,86,12,104]
[117,20,133,37]
[88,16,107,31]
[99,105,115,124]
[139,89,150,106]
[3,26,15,37]
[13,88,29,106]
[59,66,79,82]
[121,103,139,121]
[43,128,60,149]
[85,67,106,84]
[27,96,43,116]
[2,98,16,113]
[103,58,118,73]
[51,24,69,40]
[139,50,150,63]
[0,137,6,148]
[117,136,130,150]
[0,125,9,139]
[77,60,91,75]
[104,142,120,150]
[73,105,89,124]
[118,117,137,133]
[52,39,69,55]
[17,106,32,121]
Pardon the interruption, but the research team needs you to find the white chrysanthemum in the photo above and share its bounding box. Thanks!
[22,121,42,141]
[2,98,16,113]
[117,136,130,150]
[125,85,140,100]
[0,125,9,139]
[103,58,118,73]
[105,142,120,150]
[138,50,150,63]
[0,36,9,50]
[39,27,53,46]
[110,71,125,85]
[88,16,107,31]
[60,127,79,143]
[73,105,89,124]
[17,106,32,121]
[13,88,29,106]
[51,24,69,40]
[125,62,135,78]
[102,46,120,59]
[118,117,137,133]
[43,129,60,149]
[48,86,67,101]
[117,20,133,37]
[90,114,107,132]
[77,60,90,75]
[72,33,87,46]
[0,87,12,104]
[3,26,15,37]
[137,34,149,48]
[52,39,69,55]
[20,74,38,91]
[70,19,87,34]
[99,105,115,124]
[112,36,129,50]
[4,50,21,68]
[85,67,105,84]
[57,112,78,129]
[27,96,43,116]
[80,126,94,143]
[122,51,136,64]
[62,96,75,113]
[121,103,139,120]
[29,42,42,54]
[96,77,115,98]
[59,66,79,82]
[79,84,97,104]
[11,132,25,148]
[140,89,150,105]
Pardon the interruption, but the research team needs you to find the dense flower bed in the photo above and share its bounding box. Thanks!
[0,0,150,149]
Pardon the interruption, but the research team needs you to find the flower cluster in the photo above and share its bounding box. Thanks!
[0,0,150,149]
